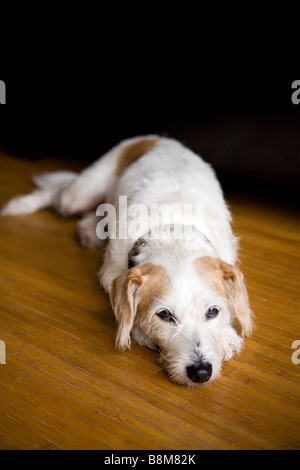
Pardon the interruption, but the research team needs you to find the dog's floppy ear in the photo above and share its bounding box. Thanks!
[221,261,255,338]
[109,267,146,351]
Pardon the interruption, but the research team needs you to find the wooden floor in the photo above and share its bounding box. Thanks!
[0,150,299,450]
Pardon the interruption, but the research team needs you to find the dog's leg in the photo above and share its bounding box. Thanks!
[56,135,157,216]
[1,136,155,217]
[55,145,123,216]
[98,240,129,292]
[1,145,119,217]
[1,171,77,216]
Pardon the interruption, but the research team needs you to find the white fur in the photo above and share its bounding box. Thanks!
[1,136,254,387]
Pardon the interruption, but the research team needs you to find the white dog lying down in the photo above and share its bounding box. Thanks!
[1,136,254,387]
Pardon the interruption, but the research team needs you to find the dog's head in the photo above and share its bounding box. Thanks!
[109,256,254,387]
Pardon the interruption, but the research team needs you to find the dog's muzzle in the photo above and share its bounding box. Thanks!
[186,361,212,384]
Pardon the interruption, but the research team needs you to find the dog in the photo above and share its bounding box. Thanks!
[1,135,254,387]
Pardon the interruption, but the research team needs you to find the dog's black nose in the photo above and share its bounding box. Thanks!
[186,362,212,384]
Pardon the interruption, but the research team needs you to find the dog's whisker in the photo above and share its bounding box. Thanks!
[148,366,164,376]
[158,351,168,362]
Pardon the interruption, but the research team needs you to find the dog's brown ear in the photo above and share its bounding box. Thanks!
[109,267,146,351]
[221,261,255,337]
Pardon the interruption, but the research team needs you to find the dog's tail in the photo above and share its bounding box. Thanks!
[0,171,77,216]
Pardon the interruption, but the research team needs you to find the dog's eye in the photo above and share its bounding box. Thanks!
[206,306,220,319]
[156,309,176,323]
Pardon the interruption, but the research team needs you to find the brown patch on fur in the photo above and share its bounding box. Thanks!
[115,138,158,176]
[194,256,229,298]
[137,264,170,316]
[194,256,254,337]
[109,263,169,350]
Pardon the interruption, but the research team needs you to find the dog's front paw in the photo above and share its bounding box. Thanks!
[77,213,102,249]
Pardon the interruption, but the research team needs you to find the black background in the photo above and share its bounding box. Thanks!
[0,75,299,205]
